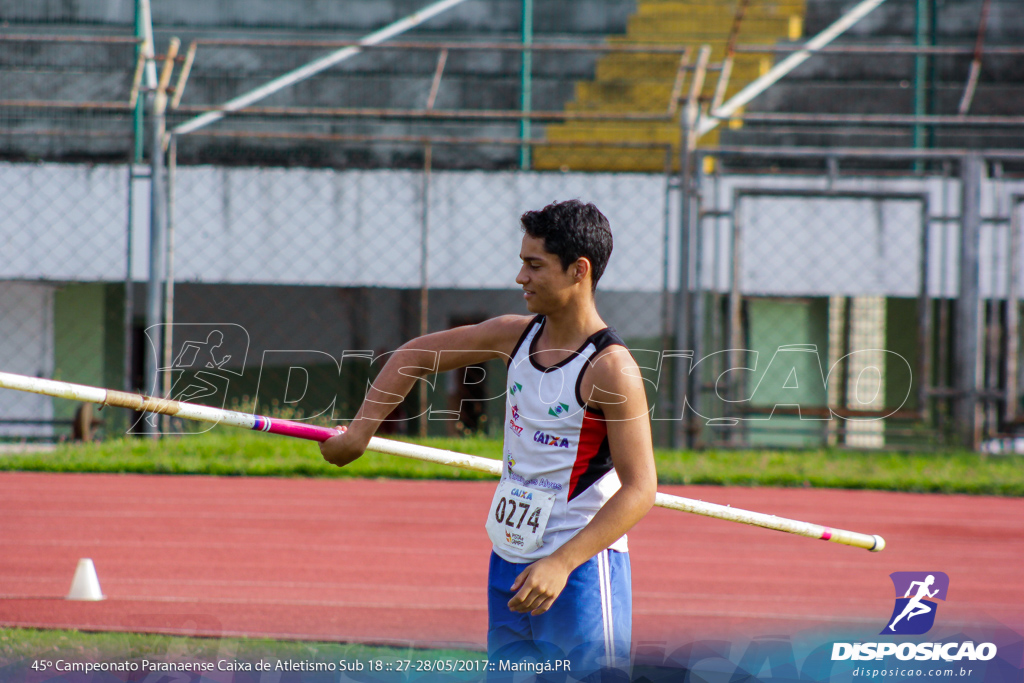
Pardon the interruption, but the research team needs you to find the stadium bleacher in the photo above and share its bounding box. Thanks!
[2,0,1021,169]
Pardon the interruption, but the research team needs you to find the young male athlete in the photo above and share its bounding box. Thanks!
[320,199,657,676]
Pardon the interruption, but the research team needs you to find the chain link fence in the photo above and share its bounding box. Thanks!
[9,142,1024,451]
[0,33,137,440]
[681,149,1024,450]
[0,137,676,441]
[159,138,675,439]
[2,21,689,443]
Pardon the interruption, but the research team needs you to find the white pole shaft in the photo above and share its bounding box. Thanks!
[138,0,158,88]
[0,370,884,552]
[172,0,469,136]
[363,438,883,551]
[699,0,889,136]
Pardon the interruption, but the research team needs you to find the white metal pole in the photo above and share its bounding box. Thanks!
[698,0,889,137]
[172,0,470,136]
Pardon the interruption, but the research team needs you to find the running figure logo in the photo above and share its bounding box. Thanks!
[135,323,249,434]
[882,571,949,635]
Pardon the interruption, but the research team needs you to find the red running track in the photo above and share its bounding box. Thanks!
[0,472,1021,648]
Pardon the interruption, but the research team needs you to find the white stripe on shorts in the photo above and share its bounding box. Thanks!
[598,549,615,667]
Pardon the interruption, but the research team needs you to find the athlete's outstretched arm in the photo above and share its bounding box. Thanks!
[320,315,531,467]
[507,346,658,615]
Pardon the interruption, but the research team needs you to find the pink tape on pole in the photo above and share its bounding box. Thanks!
[821,527,833,541]
[254,416,341,442]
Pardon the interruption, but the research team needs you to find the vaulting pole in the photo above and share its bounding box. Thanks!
[0,370,886,552]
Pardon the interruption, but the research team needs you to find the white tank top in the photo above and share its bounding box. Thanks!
[495,315,629,563]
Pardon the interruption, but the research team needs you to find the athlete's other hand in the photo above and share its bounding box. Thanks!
[319,426,369,467]
[508,556,571,615]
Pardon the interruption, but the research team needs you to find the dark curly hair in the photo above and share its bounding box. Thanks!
[520,199,613,291]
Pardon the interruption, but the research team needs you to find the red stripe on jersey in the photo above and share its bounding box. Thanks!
[569,408,608,499]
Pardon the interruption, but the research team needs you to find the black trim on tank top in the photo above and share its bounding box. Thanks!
[528,317,613,373]
[507,315,543,369]
[574,327,628,411]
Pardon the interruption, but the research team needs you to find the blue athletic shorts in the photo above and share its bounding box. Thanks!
[487,549,632,682]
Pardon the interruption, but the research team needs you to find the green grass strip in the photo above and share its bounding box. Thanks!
[0,431,501,480]
[1,431,1022,495]
[654,448,1024,496]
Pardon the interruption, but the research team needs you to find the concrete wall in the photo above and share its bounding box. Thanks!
[0,161,675,292]
[7,160,1024,297]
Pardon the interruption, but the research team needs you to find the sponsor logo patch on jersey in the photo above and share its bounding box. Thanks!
[509,487,533,501]
[508,403,524,436]
[534,430,570,448]
[505,529,525,547]
[547,402,570,417]
[508,382,523,397]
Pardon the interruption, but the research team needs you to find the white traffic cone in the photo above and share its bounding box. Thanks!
[66,558,105,601]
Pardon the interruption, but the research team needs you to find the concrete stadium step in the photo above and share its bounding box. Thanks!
[722,121,1024,153]
[5,0,634,36]
[627,16,793,37]
[573,81,678,110]
[544,121,685,143]
[803,0,1023,42]
[568,74,764,112]
[748,81,916,114]
[594,53,685,81]
[747,80,1024,117]
[635,2,804,17]
[630,1,799,12]
[594,54,770,83]
[529,148,675,172]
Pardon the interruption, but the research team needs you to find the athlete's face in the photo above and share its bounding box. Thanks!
[516,234,587,313]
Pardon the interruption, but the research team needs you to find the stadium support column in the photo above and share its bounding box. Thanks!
[673,117,694,449]
[144,93,166,436]
[519,0,533,170]
[1006,184,1021,425]
[673,46,711,449]
[144,38,178,436]
[956,155,983,449]
[126,0,158,406]
[926,0,938,149]
[419,146,432,437]
[913,0,929,170]
[161,135,178,434]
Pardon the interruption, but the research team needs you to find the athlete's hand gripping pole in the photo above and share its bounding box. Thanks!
[0,370,885,552]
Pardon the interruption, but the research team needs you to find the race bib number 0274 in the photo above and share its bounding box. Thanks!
[485,479,555,554]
